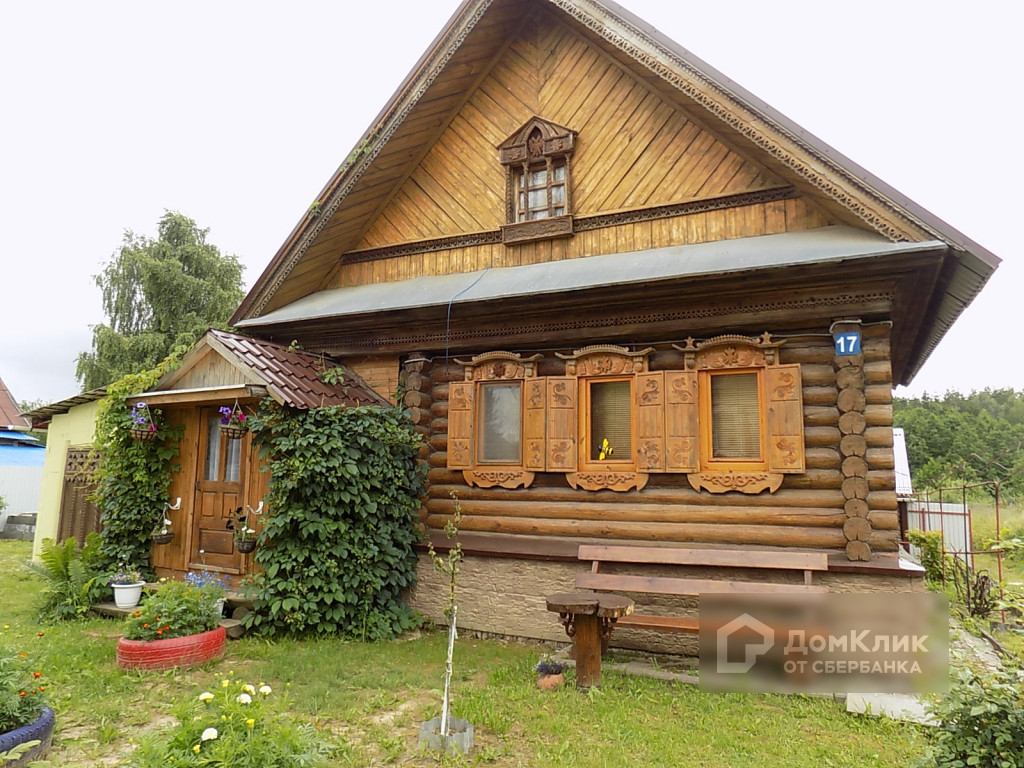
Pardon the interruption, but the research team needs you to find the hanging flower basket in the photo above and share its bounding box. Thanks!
[129,402,159,441]
[219,403,248,439]
[235,538,257,554]
[151,531,174,545]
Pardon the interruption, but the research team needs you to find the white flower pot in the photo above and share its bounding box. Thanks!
[112,582,145,608]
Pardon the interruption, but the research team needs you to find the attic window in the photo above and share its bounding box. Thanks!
[498,117,576,244]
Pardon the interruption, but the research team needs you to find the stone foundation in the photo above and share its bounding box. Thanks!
[405,551,925,655]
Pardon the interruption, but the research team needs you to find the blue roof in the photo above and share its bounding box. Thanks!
[0,444,46,467]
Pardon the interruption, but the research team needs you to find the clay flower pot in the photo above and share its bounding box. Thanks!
[117,626,226,671]
[537,672,565,690]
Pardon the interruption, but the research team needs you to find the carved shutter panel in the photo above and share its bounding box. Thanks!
[665,370,699,472]
[766,364,805,473]
[447,381,474,470]
[523,378,547,471]
[635,372,665,471]
[546,377,577,471]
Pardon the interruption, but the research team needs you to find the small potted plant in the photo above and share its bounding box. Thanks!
[0,647,54,766]
[218,403,248,440]
[151,515,174,545]
[110,565,145,609]
[226,505,259,553]
[535,655,568,690]
[129,402,158,442]
[117,578,226,671]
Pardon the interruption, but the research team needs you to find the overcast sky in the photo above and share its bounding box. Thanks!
[1,0,1020,409]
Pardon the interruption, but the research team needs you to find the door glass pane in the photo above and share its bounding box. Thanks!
[711,373,761,458]
[225,436,242,482]
[590,380,631,461]
[204,418,221,481]
[478,383,521,463]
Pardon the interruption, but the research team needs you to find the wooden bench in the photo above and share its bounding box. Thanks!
[575,544,829,637]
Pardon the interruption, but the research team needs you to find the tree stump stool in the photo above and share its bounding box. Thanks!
[546,591,634,689]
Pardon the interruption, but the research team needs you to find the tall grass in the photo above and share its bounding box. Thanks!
[0,540,925,767]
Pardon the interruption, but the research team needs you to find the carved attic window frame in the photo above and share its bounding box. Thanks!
[497,116,577,245]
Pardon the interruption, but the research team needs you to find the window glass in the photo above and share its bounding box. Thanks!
[204,417,221,481]
[589,380,631,461]
[225,436,242,482]
[477,382,521,464]
[515,159,568,222]
[711,373,761,459]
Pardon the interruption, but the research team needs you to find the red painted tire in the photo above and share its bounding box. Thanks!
[117,626,226,671]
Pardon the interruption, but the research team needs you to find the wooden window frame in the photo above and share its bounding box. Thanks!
[475,380,524,466]
[498,117,576,245]
[579,375,635,472]
[698,368,768,473]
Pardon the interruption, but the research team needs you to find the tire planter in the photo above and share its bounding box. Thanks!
[0,706,55,767]
[117,626,226,671]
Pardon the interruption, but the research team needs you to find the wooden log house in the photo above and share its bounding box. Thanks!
[183,0,999,644]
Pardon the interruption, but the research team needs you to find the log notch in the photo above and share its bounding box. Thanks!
[833,321,884,561]
[402,354,434,460]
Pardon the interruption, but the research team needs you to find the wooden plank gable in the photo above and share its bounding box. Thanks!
[357,9,787,250]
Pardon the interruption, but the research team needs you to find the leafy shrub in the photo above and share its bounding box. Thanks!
[918,664,1024,767]
[245,403,426,639]
[907,529,947,584]
[123,579,221,641]
[0,648,46,733]
[26,533,106,621]
[127,678,339,767]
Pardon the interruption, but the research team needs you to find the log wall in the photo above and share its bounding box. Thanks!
[403,324,899,559]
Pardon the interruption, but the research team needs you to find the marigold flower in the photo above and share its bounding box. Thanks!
[38,686,44,692]
[18,653,26,658]
[37,632,44,637]
[246,718,255,728]
[33,672,42,678]
[143,623,150,628]
[199,692,214,702]
[201,727,218,741]
[236,693,252,704]
[18,691,26,697]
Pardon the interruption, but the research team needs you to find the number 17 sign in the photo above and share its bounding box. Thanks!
[834,331,861,356]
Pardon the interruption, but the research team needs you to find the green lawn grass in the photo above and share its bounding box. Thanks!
[0,540,925,767]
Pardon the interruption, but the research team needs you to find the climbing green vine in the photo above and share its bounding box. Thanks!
[92,359,184,574]
[245,401,426,638]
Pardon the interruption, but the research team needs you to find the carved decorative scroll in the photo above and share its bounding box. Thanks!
[687,472,784,495]
[566,472,649,493]
[463,470,535,489]
[673,333,784,370]
[556,345,653,376]
[455,351,542,381]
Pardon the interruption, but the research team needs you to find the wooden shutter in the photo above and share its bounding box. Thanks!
[523,378,547,471]
[766,364,805,473]
[447,380,474,470]
[545,377,577,471]
[635,371,665,471]
[665,371,699,472]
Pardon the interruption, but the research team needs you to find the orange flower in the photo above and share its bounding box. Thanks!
[33,672,42,678]
[143,623,150,628]
[18,653,26,658]
[38,686,45,692]
[18,691,26,697]
[163,625,170,631]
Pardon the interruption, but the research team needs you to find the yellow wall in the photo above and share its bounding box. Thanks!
[31,400,101,559]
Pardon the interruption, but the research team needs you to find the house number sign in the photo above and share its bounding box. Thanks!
[833,331,861,356]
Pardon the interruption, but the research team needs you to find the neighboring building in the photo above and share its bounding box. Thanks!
[0,376,45,534]
[226,0,998,644]
[23,389,106,553]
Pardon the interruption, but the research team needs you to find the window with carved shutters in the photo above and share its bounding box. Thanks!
[674,334,805,494]
[448,352,542,490]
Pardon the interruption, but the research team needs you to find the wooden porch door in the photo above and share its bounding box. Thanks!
[191,409,247,572]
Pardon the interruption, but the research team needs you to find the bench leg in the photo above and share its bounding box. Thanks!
[573,615,602,690]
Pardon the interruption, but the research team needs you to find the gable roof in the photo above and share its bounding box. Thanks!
[143,329,390,409]
[0,376,29,430]
[232,0,999,385]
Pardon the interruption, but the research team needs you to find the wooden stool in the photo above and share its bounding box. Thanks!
[546,591,634,689]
